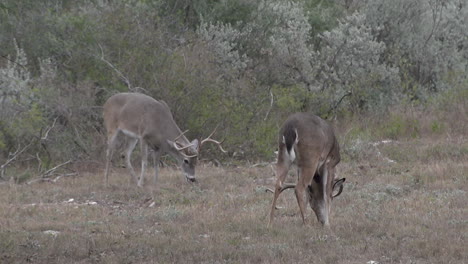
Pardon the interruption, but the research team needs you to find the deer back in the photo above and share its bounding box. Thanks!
[103,93,187,149]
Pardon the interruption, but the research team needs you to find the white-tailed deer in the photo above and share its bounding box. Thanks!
[268,113,345,227]
[103,92,225,187]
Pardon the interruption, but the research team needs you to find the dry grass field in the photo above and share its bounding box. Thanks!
[0,136,466,264]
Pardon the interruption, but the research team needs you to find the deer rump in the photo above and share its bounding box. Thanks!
[269,112,345,226]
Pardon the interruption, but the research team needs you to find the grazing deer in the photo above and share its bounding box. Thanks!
[103,92,225,187]
[268,113,345,227]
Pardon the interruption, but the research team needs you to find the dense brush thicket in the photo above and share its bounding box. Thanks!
[0,0,467,175]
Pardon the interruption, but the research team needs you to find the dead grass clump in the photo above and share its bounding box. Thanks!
[1,132,467,263]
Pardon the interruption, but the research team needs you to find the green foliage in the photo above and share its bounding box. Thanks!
[273,84,308,112]
[11,103,45,137]
[430,121,444,134]
[0,0,466,168]
[209,0,256,25]
[250,121,276,158]
[301,0,344,42]
[0,122,12,153]
[376,114,420,139]
[427,79,468,112]
[365,0,468,98]
[13,169,34,184]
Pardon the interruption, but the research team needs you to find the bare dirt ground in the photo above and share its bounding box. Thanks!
[0,136,466,264]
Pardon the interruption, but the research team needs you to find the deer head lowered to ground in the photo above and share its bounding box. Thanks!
[268,112,346,227]
[103,92,226,187]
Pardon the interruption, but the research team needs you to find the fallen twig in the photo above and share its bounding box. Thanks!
[250,162,272,168]
[40,159,72,178]
[26,173,78,185]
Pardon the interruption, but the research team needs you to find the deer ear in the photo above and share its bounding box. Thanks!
[167,139,181,150]
[167,139,175,149]
[332,178,345,198]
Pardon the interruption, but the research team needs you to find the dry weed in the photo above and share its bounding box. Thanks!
[0,136,466,263]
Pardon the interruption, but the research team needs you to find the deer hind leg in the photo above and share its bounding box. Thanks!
[295,164,318,226]
[137,140,148,187]
[268,162,291,227]
[124,137,139,185]
[294,179,307,225]
[104,131,120,186]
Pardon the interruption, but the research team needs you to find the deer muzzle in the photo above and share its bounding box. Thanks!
[185,175,197,183]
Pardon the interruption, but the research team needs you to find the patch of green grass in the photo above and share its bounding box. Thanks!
[430,120,445,134]
[376,114,421,139]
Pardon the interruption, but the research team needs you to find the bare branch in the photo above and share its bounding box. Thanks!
[40,159,72,178]
[41,117,58,141]
[424,0,443,47]
[0,54,27,70]
[0,141,33,179]
[27,173,78,185]
[36,152,43,173]
[263,90,274,121]
[250,162,271,168]
[98,43,132,90]
[327,91,352,116]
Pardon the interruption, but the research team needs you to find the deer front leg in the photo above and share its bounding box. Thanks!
[268,163,290,227]
[138,141,148,187]
[104,131,119,187]
[149,149,161,201]
[124,138,139,185]
[152,149,161,186]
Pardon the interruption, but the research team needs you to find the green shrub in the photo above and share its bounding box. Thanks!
[376,114,420,139]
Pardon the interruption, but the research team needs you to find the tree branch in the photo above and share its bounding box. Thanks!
[98,44,132,90]
[327,91,352,117]
[263,90,274,121]
[0,141,33,179]
[41,117,58,141]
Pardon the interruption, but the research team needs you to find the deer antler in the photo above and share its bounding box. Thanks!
[180,152,198,159]
[171,141,198,158]
[265,184,295,194]
[332,179,344,198]
[171,130,199,158]
[172,141,194,152]
[174,130,189,142]
[199,125,227,153]
[266,180,344,197]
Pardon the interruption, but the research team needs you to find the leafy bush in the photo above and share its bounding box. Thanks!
[376,114,420,139]
[0,0,466,170]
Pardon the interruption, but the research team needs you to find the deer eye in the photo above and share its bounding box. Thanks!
[313,173,321,184]
[184,159,189,164]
